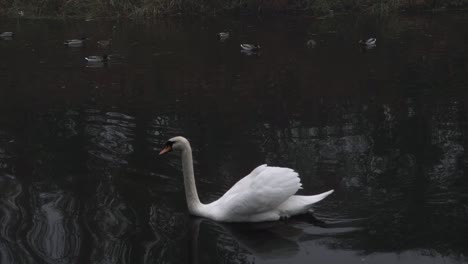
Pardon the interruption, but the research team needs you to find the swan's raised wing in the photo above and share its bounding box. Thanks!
[215,165,302,216]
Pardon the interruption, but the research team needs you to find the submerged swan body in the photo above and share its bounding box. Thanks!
[160,136,334,222]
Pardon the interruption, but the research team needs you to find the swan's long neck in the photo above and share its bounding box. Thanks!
[181,142,203,215]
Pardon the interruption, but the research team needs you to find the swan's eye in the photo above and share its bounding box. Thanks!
[159,141,174,155]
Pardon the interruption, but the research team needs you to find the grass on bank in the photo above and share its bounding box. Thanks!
[1,0,467,18]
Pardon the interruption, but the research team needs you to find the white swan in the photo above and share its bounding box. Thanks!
[159,136,334,222]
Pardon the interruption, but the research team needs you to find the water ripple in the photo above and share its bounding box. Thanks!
[147,115,183,146]
[26,184,81,264]
[85,110,135,166]
[0,174,29,264]
[0,131,16,173]
[86,181,137,264]
[145,203,188,263]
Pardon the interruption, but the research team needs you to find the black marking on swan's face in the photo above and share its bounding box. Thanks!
[159,140,174,155]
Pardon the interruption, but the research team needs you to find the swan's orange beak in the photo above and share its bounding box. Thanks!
[159,145,172,155]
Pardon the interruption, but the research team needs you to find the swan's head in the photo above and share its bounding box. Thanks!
[159,136,190,155]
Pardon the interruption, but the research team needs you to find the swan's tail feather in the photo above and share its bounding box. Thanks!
[277,190,334,217]
[305,189,334,205]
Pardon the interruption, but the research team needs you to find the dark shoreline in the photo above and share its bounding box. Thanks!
[1,0,467,20]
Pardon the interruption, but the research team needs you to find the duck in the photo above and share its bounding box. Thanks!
[306,39,317,48]
[64,37,87,47]
[159,136,334,222]
[240,44,261,51]
[97,39,112,48]
[0,32,13,38]
[217,32,230,40]
[359,38,377,46]
[85,55,108,63]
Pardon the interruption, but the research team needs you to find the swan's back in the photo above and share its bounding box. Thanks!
[209,165,302,220]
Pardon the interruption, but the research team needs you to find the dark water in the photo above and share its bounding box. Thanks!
[1,13,468,264]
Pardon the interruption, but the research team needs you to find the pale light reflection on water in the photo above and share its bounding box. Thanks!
[0,13,467,263]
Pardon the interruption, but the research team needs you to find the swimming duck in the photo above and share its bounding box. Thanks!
[359,38,377,46]
[217,32,230,40]
[306,39,317,48]
[0,32,13,38]
[64,37,87,47]
[240,44,261,51]
[85,55,108,63]
[97,39,112,48]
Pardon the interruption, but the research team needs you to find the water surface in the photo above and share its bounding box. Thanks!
[0,13,468,264]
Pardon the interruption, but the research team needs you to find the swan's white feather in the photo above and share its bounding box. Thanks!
[276,190,334,216]
[207,165,313,221]
[164,136,334,223]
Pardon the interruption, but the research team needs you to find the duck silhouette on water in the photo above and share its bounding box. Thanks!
[240,43,261,51]
[217,32,230,41]
[359,37,377,51]
[0,32,13,40]
[64,37,88,47]
[85,55,109,63]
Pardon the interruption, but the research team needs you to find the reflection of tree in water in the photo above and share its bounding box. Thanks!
[0,110,84,264]
[84,109,135,167]
[251,98,467,258]
[0,130,15,173]
[85,180,137,264]
[0,109,187,264]
[141,113,188,263]
[26,184,81,264]
[427,100,464,188]
[355,99,467,258]
[0,174,34,264]
[83,109,138,264]
[253,100,371,192]
[144,204,189,264]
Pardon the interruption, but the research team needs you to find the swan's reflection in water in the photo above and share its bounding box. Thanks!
[188,214,464,264]
[188,215,363,264]
[210,221,302,261]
